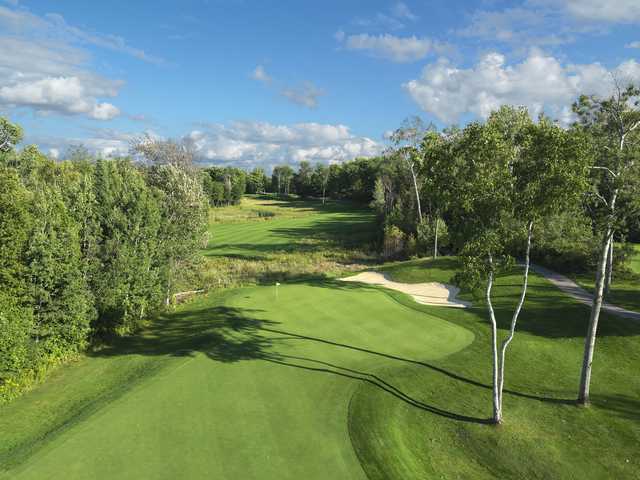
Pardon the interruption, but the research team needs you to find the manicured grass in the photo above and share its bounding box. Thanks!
[379,256,460,285]
[0,282,473,479]
[207,195,376,258]
[350,258,640,479]
[201,195,378,286]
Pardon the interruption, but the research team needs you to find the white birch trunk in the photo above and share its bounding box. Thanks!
[322,169,329,205]
[434,217,439,259]
[486,254,501,424]
[409,161,422,222]
[497,221,533,409]
[578,227,614,404]
[604,238,613,296]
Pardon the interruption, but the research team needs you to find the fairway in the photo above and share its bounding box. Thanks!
[206,196,376,260]
[1,283,473,479]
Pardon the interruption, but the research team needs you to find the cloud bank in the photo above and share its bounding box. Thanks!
[404,50,640,124]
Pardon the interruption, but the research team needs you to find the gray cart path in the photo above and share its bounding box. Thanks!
[531,264,640,322]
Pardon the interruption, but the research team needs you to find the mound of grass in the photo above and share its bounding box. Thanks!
[349,258,640,479]
[379,257,461,285]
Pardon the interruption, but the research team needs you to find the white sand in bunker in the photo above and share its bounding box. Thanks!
[340,271,471,308]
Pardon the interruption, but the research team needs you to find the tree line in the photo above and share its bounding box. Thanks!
[0,123,208,401]
[200,159,381,206]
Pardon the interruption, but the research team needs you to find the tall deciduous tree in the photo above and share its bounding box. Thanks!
[389,117,428,225]
[93,159,164,333]
[449,117,515,424]
[146,163,209,305]
[450,107,590,423]
[572,83,640,405]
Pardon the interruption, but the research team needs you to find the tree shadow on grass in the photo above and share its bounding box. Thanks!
[257,325,576,408]
[91,301,492,424]
[591,394,640,422]
[94,275,637,425]
[263,353,491,424]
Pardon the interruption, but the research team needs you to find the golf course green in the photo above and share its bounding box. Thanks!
[2,283,474,479]
[1,197,638,479]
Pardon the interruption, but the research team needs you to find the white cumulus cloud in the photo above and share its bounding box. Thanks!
[0,4,166,120]
[186,121,382,170]
[339,33,446,62]
[403,50,640,124]
[0,76,120,120]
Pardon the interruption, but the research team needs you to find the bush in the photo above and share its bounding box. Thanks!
[530,211,598,273]
[0,293,33,387]
[383,225,405,260]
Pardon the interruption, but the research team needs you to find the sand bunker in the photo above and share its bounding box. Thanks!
[340,271,471,308]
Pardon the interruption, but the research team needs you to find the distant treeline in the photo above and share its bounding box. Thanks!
[200,158,381,206]
[0,120,208,401]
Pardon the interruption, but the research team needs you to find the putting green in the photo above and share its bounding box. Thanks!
[3,282,473,479]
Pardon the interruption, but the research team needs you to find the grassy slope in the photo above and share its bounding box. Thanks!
[571,243,640,313]
[350,258,640,479]
[1,283,473,479]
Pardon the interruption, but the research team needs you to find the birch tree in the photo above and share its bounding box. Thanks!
[451,108,590,423]
[389,117,428,225]
[133,138,209,306]
[572,83,640,405]
[450,118,515,424]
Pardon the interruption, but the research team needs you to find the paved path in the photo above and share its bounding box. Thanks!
[531,264,640,322]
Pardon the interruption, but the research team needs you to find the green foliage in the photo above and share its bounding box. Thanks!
[0,168,33,300]
[383,225,405,260]
[27,183,92,355]
[293,161,314,197]
[0,117,23,153]
[0,293,33,387]
[530,210,598,272]
[0,118,209,400]
[204,166,246,205]
[271,165,294,195]
[246,167,268,194]
[93,159,164,334]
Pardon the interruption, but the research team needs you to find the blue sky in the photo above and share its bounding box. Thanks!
[1,0,639,170]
